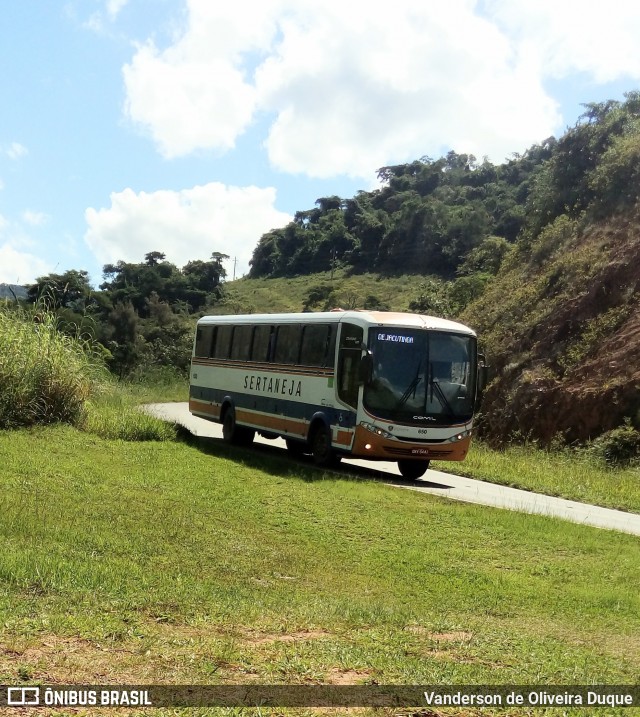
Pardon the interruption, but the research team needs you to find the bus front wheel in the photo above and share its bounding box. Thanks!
[222,407,255,446]
[310,425,341,467]
[398,459,430,480]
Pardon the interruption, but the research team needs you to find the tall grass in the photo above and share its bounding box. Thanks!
[0,304,106,428]
[122,364,189,403]
[80,390,177,441]
[0,304,176,441]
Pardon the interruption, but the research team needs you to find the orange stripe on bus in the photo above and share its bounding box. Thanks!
[236,410,280,432]
[235,408,353,446]
[189,399,220,418]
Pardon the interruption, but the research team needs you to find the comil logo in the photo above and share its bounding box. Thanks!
[7,687,40,705]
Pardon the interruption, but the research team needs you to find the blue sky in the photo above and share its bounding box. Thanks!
[1,0,639,287]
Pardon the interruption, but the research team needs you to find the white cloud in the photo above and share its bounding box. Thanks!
[255,0,558,174]
[83,0,130,32]
[0,216,52,285]
[122,0,284,158]
[121,0,640,177]
[5,142,28,161]
[106,0,129,20]
[22,210,48,227]
[121,0,562,174]
[484,0,640,83]
[123,42,257,158]
[84,182,292,277]
[0,243,50,285]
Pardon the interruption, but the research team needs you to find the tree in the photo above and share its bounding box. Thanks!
[106,301,141,376]
[27,269,93,309]
[144,251,166,266]
[100,255,188,314]
[182,253,228,292]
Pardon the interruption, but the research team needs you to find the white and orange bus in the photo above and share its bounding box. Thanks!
[189,310,484,479]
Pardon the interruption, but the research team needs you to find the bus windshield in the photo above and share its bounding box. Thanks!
[363,329,476,424]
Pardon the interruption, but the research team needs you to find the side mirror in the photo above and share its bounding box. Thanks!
[477,353,489,393]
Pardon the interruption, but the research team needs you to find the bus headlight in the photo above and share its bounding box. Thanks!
[360,422,394,439]
[450,430,472,442]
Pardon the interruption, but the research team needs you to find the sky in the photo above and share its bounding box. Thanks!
[1,0,639,287]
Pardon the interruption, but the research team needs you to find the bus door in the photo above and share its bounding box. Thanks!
[335,322,363,449]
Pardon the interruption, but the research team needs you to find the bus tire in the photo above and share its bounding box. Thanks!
[398,459,430,480]
[310,424,340,467]
[222,406,255,446]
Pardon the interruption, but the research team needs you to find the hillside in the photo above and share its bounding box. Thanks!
[216,271,437,315]
[238,92,640,447]
[464,204,640,445]
[248,148,548,280]
[225,206,640,448]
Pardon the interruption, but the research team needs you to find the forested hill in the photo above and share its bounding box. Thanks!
[249,144,550,280]
[249,92,640,446]
[460,92,640,446]
[249,94,640,286]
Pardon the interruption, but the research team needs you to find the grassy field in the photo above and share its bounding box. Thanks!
[0,424,638,716]
[217,271,430,315]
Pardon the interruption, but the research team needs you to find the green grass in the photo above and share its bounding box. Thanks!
[218,270,430,315]
[435,441,640,513]
[121,365,190,404]
[0,426,638,716]
[80,389,177,441]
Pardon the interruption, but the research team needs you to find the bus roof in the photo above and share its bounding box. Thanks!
[197,310,476,336]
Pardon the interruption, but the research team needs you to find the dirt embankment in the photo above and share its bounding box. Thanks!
[472,207,640,445]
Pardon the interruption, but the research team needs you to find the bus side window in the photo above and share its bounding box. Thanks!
[212,325,233,359]
[230,324,253,361]
[300,324,330,367]
[337,322,363,407]
[273,324,302,365]
[194,326,213,357]
[251,325,273,362]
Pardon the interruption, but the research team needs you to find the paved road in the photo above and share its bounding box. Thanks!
[146,403,640,537]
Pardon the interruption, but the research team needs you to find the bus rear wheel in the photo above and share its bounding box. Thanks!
[222,407,254,446]
[398,459,430,480]
[310,425,341,467]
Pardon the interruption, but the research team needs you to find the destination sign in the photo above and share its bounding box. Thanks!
[377,333,414,344]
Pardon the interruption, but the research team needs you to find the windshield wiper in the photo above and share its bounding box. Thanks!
[395,362,422,409]
[430,379,454,415]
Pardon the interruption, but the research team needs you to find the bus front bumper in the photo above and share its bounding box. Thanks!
[351,424,472,462]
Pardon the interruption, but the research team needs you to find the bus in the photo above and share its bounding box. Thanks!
[189,310,485,479]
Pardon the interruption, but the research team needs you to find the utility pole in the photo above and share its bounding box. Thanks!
[232,256,238,281]
[330,247,336,280]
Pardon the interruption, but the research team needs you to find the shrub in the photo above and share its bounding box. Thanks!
[0,305,106,428]
[592,421,640,467]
